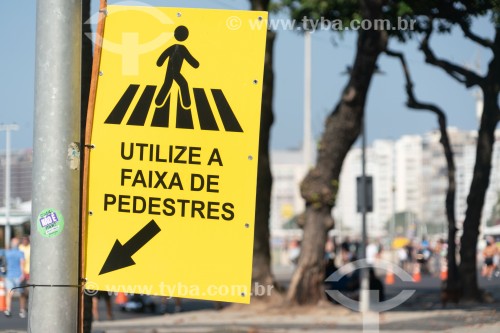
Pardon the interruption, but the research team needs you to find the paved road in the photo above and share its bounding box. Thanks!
[0,297,26,331]
[0,294,221,332]
[1,270,498,332]
[90,274,500,333]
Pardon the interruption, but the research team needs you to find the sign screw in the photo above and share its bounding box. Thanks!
[177,12,182,17]
[89,211,93,216]
[245,223,250,228]
[99,71,104,76]
[258,16,263,21]
[248,155,253,160]
[253,79,258,85]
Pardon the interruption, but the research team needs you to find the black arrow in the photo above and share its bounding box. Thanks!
[99,220,161,275]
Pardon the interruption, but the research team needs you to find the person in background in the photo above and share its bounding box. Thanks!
[398,247,409,271]
[366,240,379,265]
[340,237,352,264]
[324,237,337,279]
[416,237,432,275]
[4,238,26,318]
[160,297,183,314]
[18,236,30,299]
[0,248,6,277]
[432,239,444,277]
[369,267,385,302]
[405,242,415,272]
[288,239,301,265]
[482,237,498,280]
[92,291,113,321]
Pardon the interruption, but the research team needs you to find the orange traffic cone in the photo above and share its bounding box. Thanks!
[115,292,127,305]
[412,264,421,283]
[0,279,6,311]
[385,269,395,285]
[440,262,448,281]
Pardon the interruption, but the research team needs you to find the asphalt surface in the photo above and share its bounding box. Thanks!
[89,274,500,333]
[0,293,223,332]
[0,270,499,332]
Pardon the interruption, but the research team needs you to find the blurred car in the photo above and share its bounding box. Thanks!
[119,294,157,313]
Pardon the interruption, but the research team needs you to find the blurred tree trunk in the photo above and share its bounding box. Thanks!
[250,0,276,297]
[385,48,460,295]
[287,0,387,305]
[81,0,93,331]
[420,26,500,300]
[459,31,500,299]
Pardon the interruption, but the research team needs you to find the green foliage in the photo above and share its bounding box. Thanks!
[279,0,360,26]
[277,0,498,41]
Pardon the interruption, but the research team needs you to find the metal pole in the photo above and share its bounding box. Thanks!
[1,124,19,249]
[5,127,11,249]
[30,0,81,332]
[390,141,396,259]
[360,116,369,313]
[303,31,312,168]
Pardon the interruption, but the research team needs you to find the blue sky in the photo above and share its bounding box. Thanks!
[0,0,494,151]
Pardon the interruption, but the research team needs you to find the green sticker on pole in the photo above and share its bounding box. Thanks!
[37,209,65,238]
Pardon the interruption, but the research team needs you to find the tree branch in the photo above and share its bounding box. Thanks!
[420,26,484,88]
[385,48,446,119]
[459,21,494,49]
[386,48,460,290]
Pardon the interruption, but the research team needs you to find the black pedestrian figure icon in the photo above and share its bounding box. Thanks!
[155,26,200,108]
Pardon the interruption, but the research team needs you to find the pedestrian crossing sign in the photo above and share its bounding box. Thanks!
[85,5,268,304]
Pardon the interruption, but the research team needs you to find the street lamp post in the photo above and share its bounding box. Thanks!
[0,124,19,249]
[30,0,81,331]
[360,116,369,313]
[303,31,312,168]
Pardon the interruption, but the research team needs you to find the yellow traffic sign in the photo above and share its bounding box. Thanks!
[85,5,267,304]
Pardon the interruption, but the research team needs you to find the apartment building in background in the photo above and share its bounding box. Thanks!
[270,128,500,237]
[269,149,308,231]
[0,148,33,206]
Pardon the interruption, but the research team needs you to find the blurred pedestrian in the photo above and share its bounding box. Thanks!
[0,248,6,276]
[482,238,498,280]
[416,238,432,275]
[92,291,113,321]
[366,241,379,265]
[369,267,385,302]
[160,297,182,314]
[288,239,301,265]
[324,237,337,279]
[174,298,182,313]
[432,239,445,277]
[18,236,30,298]
[398,247,408,271]
[405,242,414,271]
[4,238,26,318]
[340,237,352,264]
